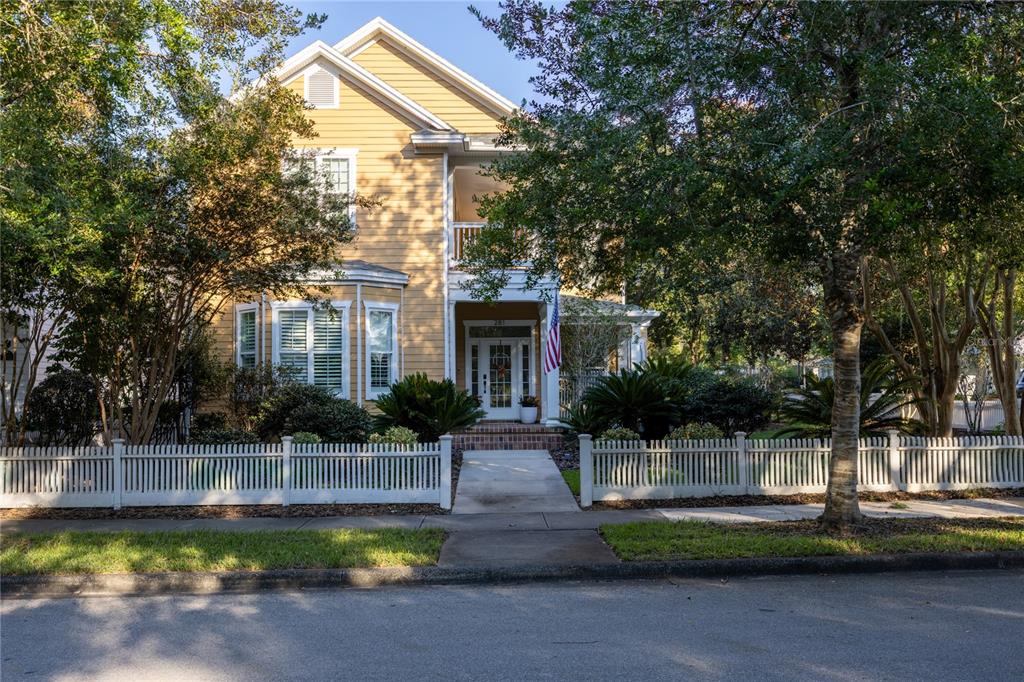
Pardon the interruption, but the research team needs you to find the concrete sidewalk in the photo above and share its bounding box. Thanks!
[4,497,1022,534]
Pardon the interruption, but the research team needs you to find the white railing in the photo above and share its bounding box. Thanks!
[577,432,1024,506]
[1,436,453,510]
[450,222,484,264]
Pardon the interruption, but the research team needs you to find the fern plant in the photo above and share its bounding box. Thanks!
[774,359,923,438]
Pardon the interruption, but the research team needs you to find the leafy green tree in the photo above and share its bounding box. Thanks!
[469,1,1022,529]
[4,1,361,444]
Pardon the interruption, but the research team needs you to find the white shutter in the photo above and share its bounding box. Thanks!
[238,310,257,368]
[306,69,336,107]
[278,309,308,383]
[313,308,344,393]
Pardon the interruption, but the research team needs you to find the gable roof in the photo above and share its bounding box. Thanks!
[275,39,453,131]
[334,17,518,119]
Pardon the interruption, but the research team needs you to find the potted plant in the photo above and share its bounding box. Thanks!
[519,395,539,424]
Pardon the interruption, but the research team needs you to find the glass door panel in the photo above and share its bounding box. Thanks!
[488,343,513,409]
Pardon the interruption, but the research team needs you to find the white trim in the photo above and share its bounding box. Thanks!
[235,303,259,368]
[463,320,537,419]
[270,300,352,398]
[302,63,340,108]
[363,300,400,400]
[276,40,452,130]
[334,17,518,116]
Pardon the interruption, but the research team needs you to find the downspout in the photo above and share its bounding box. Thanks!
[356,283,362,405]
[442,152,451,379]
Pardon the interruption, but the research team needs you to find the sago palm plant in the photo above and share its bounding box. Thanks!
[583,369,678,439]
[774,359,923,438]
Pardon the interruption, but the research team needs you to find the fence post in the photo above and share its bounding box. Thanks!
[439,435,453,510]
[887,429,902,492]
[112,438,124,510]
[281,436,293,507]
[579,434,593,508]
[734,432,748,494]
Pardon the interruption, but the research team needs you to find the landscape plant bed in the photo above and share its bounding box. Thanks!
[600,517,1024,562]
[586,486,1024,510]
[0,502,447,521]
[0,528,446,575]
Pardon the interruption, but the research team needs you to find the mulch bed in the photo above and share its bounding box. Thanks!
[550,443,579,471]
[2,446,468,521]
[591,487,1024,511]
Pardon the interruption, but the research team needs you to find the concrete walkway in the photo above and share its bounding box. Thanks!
[4,497,1022,534]
[451,450,580,514]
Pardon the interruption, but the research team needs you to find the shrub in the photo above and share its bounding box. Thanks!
[583,370,677,439]
[192,412,227,432]
[668,422,725,441]
[374,373,484,442]
[561,401,610,435]
[634,355,694,403]
[230,365,284,431]
[597,427,642,442]
[282,399,372,443]
[291,431,322,444]
[775,359,923,438]
[190,428,259,444]
[675,368,775,434]
[369,426,419,446]
[24,367,97,446]
[253,382,372,442]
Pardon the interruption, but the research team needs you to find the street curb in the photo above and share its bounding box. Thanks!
[3,551,1023,599]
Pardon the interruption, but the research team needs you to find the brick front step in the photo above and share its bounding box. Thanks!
[454,421,568,452]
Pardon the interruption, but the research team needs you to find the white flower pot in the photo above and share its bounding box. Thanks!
[520,406,538,424]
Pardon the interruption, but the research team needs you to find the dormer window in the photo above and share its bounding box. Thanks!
[305,67,337,108]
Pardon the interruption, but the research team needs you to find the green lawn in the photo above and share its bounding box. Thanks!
[561,470,580,496]
[0,528,446,575]
[600,518,1024,562]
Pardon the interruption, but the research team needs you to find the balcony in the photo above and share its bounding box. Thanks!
[451,221,484,265]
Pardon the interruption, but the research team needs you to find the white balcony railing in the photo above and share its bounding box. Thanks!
[450,222,484,264]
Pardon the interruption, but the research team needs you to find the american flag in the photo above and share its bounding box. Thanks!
[543,292,561,374]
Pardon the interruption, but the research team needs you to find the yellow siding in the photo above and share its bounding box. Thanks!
[352,40,503,133]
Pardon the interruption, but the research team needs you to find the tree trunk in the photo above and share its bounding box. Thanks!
[821,253,864,530]
[979,269,1021,436]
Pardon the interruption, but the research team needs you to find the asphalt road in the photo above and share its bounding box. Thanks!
[3,570,1023,681]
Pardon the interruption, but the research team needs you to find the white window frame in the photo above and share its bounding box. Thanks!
[271,300,352,398]
[313,148,358,226]
[235,303,259,368]
[364,301,400,399]
[303,64,339,108]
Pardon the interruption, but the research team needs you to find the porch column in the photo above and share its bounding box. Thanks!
[446,300,456,380]
[630,321,651,365]
[541,301,561,426]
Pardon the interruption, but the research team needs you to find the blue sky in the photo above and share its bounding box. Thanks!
[286,1,541,104]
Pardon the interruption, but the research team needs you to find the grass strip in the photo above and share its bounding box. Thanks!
[0,528,445,575]
[600,518,1024,562]
[561,470,580,496]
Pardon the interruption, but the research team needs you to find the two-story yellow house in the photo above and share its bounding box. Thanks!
[214,18,656,426]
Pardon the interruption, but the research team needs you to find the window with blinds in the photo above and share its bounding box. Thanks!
[278,309,309,383]
[367,309,394,394]
[306,68,336,107]
[313,308,344,394]
[238,310,257,368]
[321,158,349,194]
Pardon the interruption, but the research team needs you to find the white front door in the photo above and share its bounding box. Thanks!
[467,326,536,420]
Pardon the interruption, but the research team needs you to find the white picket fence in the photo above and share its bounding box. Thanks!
[1,436,453,510]
[578,432,1024,506]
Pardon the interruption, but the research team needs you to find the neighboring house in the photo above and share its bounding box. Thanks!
[214,17,655,425]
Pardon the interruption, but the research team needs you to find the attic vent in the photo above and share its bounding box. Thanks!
[306,69,336,107]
